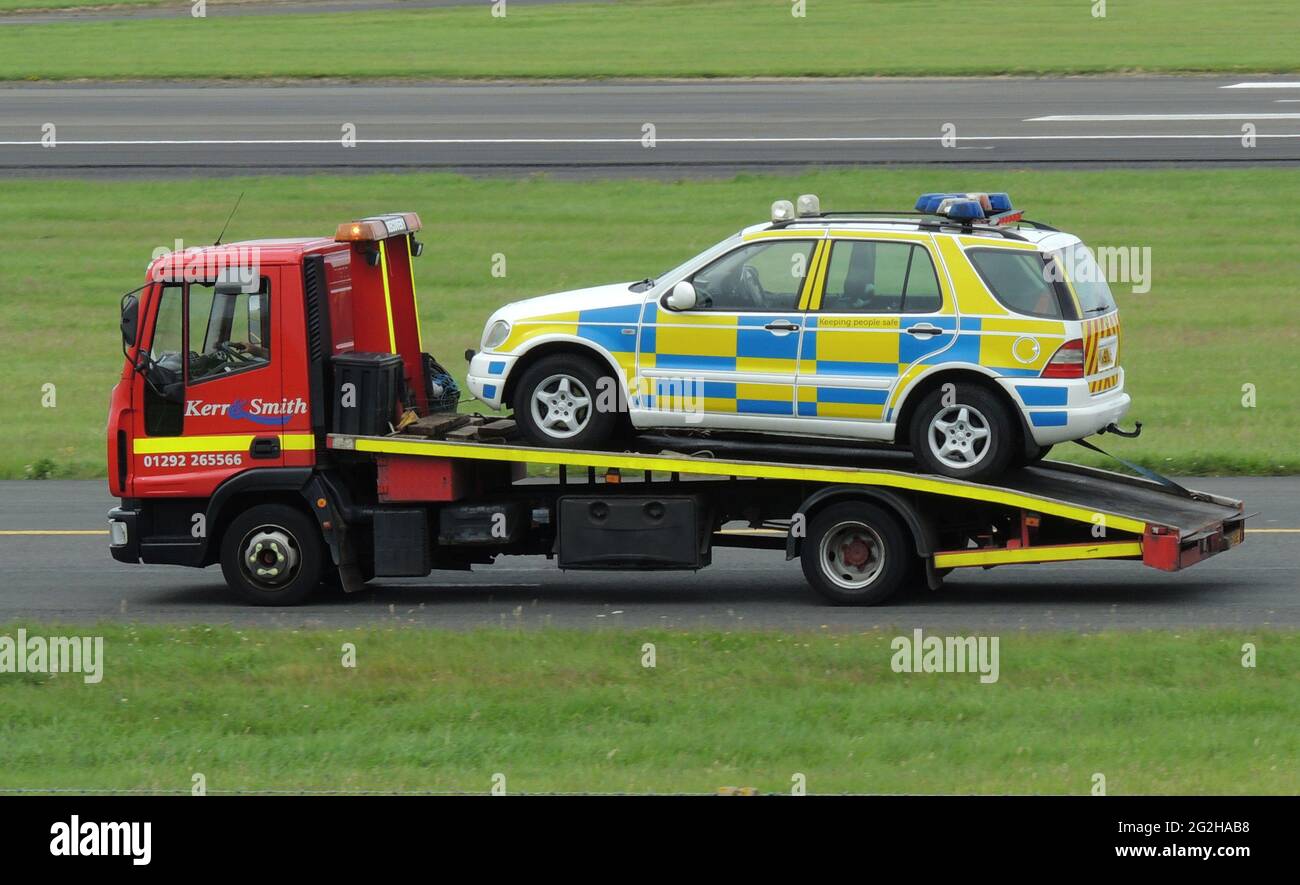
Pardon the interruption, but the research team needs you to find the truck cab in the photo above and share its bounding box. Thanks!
[108,214,434,593]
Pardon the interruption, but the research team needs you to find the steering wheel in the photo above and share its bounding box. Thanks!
[216,341,257,365]
[738,265,765,309]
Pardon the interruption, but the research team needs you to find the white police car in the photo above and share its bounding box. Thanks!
[467,193,1130,481]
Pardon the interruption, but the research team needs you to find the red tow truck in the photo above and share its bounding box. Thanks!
[108,213,1247,606]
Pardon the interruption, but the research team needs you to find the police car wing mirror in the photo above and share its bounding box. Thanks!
[667,281,697,311]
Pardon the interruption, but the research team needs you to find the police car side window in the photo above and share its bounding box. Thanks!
[688,240,815,312]
[821,241,942,314]
[967,249,1063,319]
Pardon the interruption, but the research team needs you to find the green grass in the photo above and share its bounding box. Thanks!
[3,167,1297,479]
[1,625,1294,794]
[0,0,1297,80]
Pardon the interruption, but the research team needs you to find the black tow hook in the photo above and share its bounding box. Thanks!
[1101,421,1143,439]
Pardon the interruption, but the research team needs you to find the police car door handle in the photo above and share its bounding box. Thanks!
[905,323,945,337]
[764,320,800,333]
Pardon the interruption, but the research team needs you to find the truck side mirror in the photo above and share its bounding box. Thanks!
[120,293,140,349]
[667,281,697,311]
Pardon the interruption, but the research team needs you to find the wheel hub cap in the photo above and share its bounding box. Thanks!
[242,528,299,587]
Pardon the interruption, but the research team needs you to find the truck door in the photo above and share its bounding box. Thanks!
[132,270,289,498]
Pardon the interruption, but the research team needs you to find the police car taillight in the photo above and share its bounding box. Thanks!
[1041,338,1085,379]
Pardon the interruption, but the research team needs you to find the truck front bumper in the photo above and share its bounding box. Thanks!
[107,504,140,564]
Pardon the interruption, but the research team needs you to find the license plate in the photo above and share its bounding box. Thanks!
[1096,335,1118,371]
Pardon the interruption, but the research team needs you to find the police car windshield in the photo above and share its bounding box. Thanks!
[1054,244,1117,315]
[631,233,743,292]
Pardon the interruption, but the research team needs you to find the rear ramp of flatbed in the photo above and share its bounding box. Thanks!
[326,432,1246,573]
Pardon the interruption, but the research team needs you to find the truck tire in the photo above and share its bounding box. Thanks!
[908,382,1015,482]
[513,353,619,449]
[800,501,914,605]
[219,504,324,606]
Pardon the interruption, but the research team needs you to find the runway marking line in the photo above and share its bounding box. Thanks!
[3,134,1300,147]
[1222,82,1300,89]
[0,530,107,535]
[1027,113,1300,122]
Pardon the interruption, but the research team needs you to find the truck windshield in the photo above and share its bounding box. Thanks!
[1053,243,1117,315]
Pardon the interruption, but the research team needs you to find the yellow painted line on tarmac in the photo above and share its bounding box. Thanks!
[0,530,108,536]
[1248,528,1300,533]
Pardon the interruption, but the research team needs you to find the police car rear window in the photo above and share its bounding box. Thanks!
[966,248,1064,319]
[1052,244,1118,316]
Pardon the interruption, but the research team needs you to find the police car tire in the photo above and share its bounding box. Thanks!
[514,353,619,449]
[908,383,1015,482]
[219,504,324,606]
[1012,443,1053,468]
[800,501,913,606]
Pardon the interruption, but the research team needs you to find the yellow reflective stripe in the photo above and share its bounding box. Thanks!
[798,241,828,310]
[957,235,1038,250]
[934,541,1143,568]
[808,238,832,310]
[827,229,932,242]
[338,435,1149,534]
[405,236,424,352]
[742,229,824,241]
[133,433,314,454]
[378,240,397,354]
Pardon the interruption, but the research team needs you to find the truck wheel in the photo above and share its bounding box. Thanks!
[908,383,1014,482]
[219,504,324,606]
[514,353,619,449]
[801,501,913,605]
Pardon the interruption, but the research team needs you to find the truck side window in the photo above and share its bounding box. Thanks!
[186,280,272,385]
[144,285,185,437]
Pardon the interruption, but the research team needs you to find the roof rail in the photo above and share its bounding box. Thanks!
[772,211,1043,242]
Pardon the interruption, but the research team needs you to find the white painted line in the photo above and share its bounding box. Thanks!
[1027,113,1300,122]
[1222,82,1300,89]
[3,134,1300,147]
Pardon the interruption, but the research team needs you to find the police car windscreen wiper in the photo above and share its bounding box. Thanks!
[1082,305,1112,314]
[628,278,656,292]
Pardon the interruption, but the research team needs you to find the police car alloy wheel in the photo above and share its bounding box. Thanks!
[909,384,1014,482]
[927,403,992,471]
[514,353,619,449]
[529,373,593,440]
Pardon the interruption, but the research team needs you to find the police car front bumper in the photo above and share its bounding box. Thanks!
[466,351,516,410]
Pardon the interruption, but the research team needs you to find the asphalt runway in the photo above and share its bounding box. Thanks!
[1,478,1294,630]
[2,77,1298,177]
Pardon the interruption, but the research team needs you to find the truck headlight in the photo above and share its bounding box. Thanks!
[482,320,511,350]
